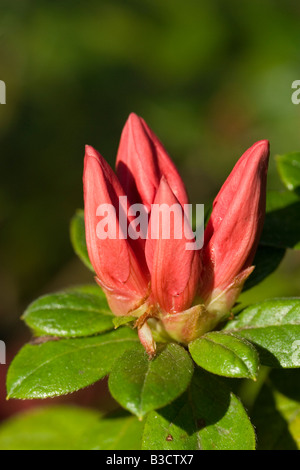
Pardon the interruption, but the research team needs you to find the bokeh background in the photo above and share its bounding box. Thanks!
[1,0,300,420]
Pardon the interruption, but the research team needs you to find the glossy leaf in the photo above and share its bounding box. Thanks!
[0,406,101,450]
[225,298,300,368]
[142,369,256,450]
[70,209,94,271]
[7,328,139,399]
[81,410,144,450]
[108,343,194,419]
[22,291,113,338]
[189,332,259,379]
[276,152,300,195]
[66,284,107,297]
[260,191,300,250]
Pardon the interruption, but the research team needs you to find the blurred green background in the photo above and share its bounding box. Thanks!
[0,0,300,417]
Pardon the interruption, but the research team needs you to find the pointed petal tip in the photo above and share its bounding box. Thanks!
[252,139,270,157]
[257,138,269,148]
[238,139,270,173]
[158,174,169,188]
[85,144,93,153]
[84,146,110,174]
[127,111,140,121]
[154,175,178,205]
[126,112,144,129]
[258,138,270,148]
[126,113,152,139]
[85,144,100,160]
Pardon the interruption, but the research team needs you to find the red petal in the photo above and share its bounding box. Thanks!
[201,140,269,300]
[145,178,200,313]
[83,146,148,313]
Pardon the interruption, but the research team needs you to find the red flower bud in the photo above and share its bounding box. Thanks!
[83,145,149,316]
[83,114,270,356]
[116,113,189,211]
[200,140,269,314]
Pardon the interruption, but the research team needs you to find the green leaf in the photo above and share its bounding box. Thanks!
[142,369,256,450]
[108,343,194,419]
[260,191,300,250]
[252,369,300,450]
[225,298,300,330]
[70,209,94,271]
[243,245,285,291]
[22,290,114,338]
[143,393,196,450]
[0,406,101,450]
[66,284,107,297]
[7,328,139,399]
[225,298,300,368]
[81,410,144,450]
[189,332,259,380]
[276,152,300,196]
